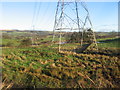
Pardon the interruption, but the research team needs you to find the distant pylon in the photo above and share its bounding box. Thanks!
[52,0,97,52]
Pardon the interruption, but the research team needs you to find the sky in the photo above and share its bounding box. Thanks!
[0,1,118,32]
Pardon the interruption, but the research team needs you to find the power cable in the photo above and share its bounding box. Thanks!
[31,1,38,30]
[34,2,42,29]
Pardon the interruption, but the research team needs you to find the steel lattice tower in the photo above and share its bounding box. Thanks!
[52,0,97,52]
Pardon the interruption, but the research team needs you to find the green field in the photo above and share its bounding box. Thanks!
[1,31,120,89]
[98,38,120,48]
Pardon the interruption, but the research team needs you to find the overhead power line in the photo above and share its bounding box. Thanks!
[31,2,41,30]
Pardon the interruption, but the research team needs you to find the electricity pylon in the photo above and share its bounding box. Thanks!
[52,0,97,52]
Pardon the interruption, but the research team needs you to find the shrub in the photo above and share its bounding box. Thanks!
[20,38,32,46]
[66,29,95,43]
[2,34,12,39]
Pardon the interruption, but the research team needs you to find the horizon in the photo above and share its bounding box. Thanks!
[1,29,119,32]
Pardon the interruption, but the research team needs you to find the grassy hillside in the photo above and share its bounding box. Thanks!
[98,38,120,48]
[1,31,120,89]
[2,46,120,88]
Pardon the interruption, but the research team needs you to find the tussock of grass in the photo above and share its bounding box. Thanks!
[2,46,120,88]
